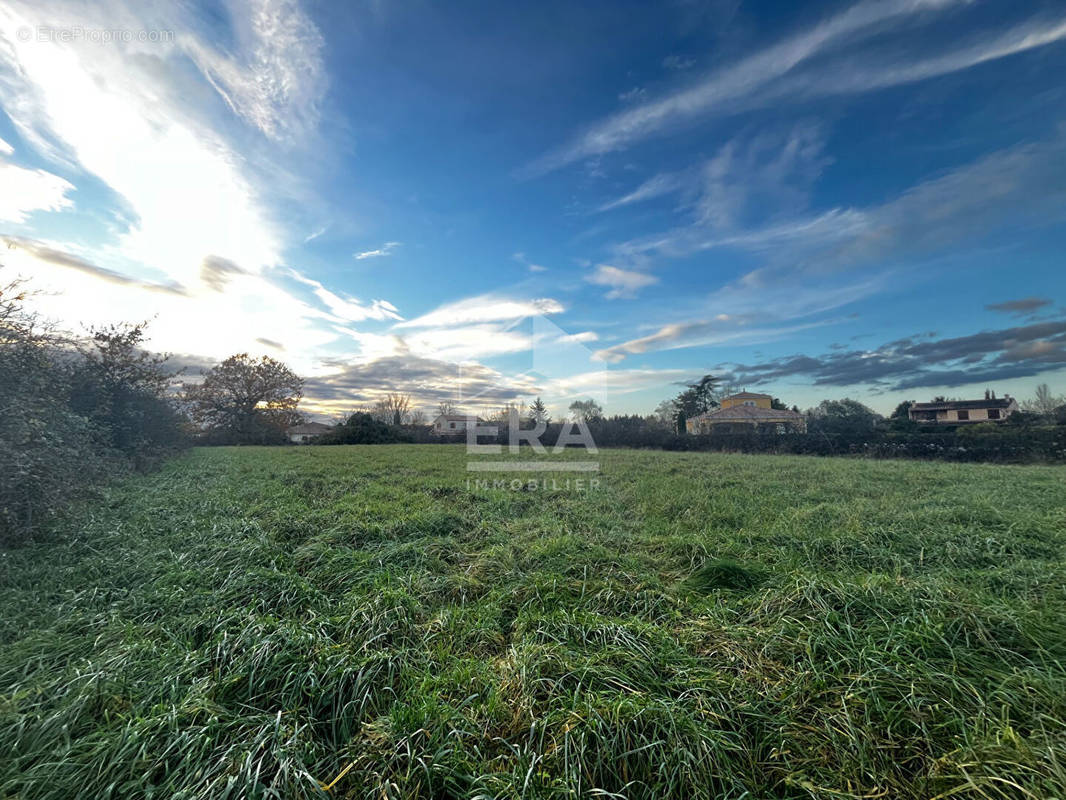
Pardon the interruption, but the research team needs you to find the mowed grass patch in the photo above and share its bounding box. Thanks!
[1,445,1065,799]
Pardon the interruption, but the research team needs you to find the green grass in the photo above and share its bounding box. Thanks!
[2,445,1066,799]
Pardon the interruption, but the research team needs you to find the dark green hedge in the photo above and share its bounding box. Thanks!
[447,421,1066,464]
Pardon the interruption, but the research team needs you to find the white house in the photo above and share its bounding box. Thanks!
[431,413,483,435]
[286,422,332,443]
[908,393,1019,424]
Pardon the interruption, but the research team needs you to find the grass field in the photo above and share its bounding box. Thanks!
[2,445,1065,799]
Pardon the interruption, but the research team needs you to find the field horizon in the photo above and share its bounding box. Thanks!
[2,445,1065,798]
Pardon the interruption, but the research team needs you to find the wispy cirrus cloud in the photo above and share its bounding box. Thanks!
[354,241,402,260]
[303,224,329,243]
[288,269,403,322]
[181,0,326,142]
[512,251,548,272]
[698,122,829,229]
[662,54,695,72]
[761,15,1066,108]
[594,316,841,364]
[524,0,965,174]
[525,1,1066,176]
[597,171,687,212]
[615,129,1066,273]
[593,276,884,363]
[395,294,564,329]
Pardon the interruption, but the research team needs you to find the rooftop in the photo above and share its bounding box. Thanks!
[724,391,773,400]
[911,398,1015,411]
[693,405,804,421]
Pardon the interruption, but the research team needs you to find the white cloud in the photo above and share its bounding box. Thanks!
[758,16,1066,108]
[396,294,564,329]
[181,0,326,142]
[597,171,686,212]
[526,2,1066,177]
[0,0,407,382]
[303,224,328,242]
[0,136,13,155]
[585,264,658,299]
[400,324,535,362]
[594,315,845,364]
[526,0,966,173]
[4,240,344,376]
[0,0,291,285]
[557,331,599,344]
[513,251,549,272]
[0,161,74,222]
[288,269,403,322]
[543,366,693,398]
[617,131,1066,269]
[662,54,695,71]
[354,241,402,259]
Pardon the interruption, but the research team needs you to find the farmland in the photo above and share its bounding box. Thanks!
[2,445,1065,799]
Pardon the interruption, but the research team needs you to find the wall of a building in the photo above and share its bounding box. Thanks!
[911,405,1014,423]
[721,395,772,409]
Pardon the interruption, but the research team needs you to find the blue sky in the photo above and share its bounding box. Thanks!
[1,0,1065,418]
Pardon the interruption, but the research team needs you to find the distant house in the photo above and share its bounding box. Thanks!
[431,413,483,435]
[286,422,332,443]
[686,392,806,434]
[908,393,1018,425]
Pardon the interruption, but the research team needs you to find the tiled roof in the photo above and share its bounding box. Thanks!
[911,398,1015,411]
[692,405,803,421]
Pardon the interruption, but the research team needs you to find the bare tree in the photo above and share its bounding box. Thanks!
[373,393,412,425]
[569,398,603,422]
[488,401,527,424]
[437,400,457,416]
[409,409,427,426]
[1023,383,1064,418]
[652,398,678,427]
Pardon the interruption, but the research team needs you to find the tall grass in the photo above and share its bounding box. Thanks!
[2,446,1065,798]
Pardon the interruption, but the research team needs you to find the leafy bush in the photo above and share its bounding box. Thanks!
[315,412,411,444]
[0,279,185,543]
